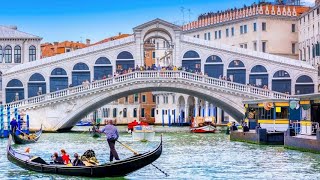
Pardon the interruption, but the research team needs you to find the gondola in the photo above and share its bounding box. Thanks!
[7,135,163,177]
[11,126,42,144]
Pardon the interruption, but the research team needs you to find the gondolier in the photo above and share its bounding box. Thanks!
[99,120,120,162]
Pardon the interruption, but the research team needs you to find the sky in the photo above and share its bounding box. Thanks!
[2,0,315,43]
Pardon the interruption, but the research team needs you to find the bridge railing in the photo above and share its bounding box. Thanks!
[3,70,291,109]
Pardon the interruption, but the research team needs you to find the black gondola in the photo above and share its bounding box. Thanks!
[7,135,163,177]
[11,126,42,144]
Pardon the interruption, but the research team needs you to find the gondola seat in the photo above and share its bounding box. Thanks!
[30,156,48,164]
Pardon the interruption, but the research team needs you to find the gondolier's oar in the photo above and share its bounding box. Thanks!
[116,140,169,177]
[116,140,138,155]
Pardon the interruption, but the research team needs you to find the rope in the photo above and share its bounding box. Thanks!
[151,163,169,177]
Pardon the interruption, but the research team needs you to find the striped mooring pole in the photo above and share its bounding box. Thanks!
[7,106,10,131]
[0,105,3,137]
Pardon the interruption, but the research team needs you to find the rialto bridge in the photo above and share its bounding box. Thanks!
[1,19,318,131]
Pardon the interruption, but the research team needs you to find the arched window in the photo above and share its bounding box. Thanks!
[116,51,134,73]
[182,50,201,72]
[50,68,68,92]
[113,108,117,118]
[141,108,145,118]
[204,55,223,78]
[5,45,12,63]
[272,70,291,94]
[72,63,90,86]
[6,79,24,103]
[94,57,112,80]
[227,60,246,84]
[295,75,314,95]
[14,45,21,63]
[29,45,36,61]
[28,73,46,98]
[0,46,3,63]
[123,108,127,118]
[133,108,137,118]
[249,65,268,88]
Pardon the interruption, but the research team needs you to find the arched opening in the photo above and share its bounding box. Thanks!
[187,96,195,120]
[178,96,186,122]
[6,79,24,103]
[272,70,291,94]
[72,63,90,86]
[113,108,117,118]
[204,55,223,78]
[227,60,246,84]
[14,45,21,63]
[94,57,112,80]
[249,65,268,88]
[28,73,46,98]
[50,68,68,92]
[182,50,201,72]
[295,75,314,95]
[123,108,127,118]
[133,108,137,118]
[116,51,134,73]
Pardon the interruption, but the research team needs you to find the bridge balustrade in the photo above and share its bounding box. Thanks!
[3,70,291,110]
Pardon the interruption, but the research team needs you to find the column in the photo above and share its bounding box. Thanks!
[205,101,209,117]
[185,105,189,123]
[194,97,199,117]
[217,108,222,124]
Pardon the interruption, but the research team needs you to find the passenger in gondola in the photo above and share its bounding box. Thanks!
[61,149,71,165]
[10,118,18,132]
[243,122,249,132]
[230,122,238,131]
[51,152,64,164]
[72,153,84,166]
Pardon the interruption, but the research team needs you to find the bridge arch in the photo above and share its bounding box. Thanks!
[227,60,246,84]
[249,65,268,88]
[72,62,90,86]
[182,50,201,72]
[94,57,112,80]
[6,79,24,103]
[272,70,291,94]
[50,67,68,92]
[295,75,314,95]
[28,73,46,98]
[116,51,134,73]
[204,55,223,78]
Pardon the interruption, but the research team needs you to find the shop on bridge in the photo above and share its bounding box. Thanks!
[295,75,314,95]
[5,79,24,103]
[116,51,134,73]
[28,73,46,98]
[72,63,90,86]
[249,65,268,88]
[94,57,112,80]
[272,70,291,94]
[182,50,201,72]
[204,55,223,78]
[227,60,246,84]
[50,68,68,92]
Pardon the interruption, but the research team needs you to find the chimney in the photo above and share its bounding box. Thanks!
[118,32,122,36]
[86,39,91,45]
[53,42,58,46]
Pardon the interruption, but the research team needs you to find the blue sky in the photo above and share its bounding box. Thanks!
[3,0,314,43]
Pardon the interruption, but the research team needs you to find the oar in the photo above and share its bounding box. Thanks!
[116,140,168,177]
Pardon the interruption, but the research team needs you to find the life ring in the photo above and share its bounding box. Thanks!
[264,102,273,111]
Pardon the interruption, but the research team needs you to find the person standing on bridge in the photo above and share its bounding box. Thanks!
[99,120,120,162]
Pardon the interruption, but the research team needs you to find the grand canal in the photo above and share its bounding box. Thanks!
[1,131,320,179]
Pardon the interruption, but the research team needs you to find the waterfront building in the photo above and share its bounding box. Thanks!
[41,41,87,58]
[0,25,42,104]
[182,3,309,59]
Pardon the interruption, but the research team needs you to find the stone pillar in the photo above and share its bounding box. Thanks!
[194,97,199,117]
[217,108,222,124]
[205,101,209,117]
[185,105,189,123]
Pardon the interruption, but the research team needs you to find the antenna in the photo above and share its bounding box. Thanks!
[180,6,185,25]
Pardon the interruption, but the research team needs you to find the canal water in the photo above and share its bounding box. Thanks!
[1,131,320,180]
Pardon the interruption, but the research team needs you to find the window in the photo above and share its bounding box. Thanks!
[292,43,296,54]
[204,33,207,40]
[317,8,319,15]
[240,44,243,48]
[292,24,296,32]
[208,32,211,40]
[215,31,218,39]
[253,23,257,31]
[113,108,117,118]
[125,96,128,103]
[276,107,288,119]
[5,45,12,63]
[29,45,36,61]
[231,27,234,36]
[14,45,21,63]
[0,45,2,63]
[152,51,155,58]
[142,95,146,103]
[152,95,156,103]
[103,108,109,118]
[151,108,155,117]
[262,42,267,52]
[244,44,247,49]
[218,30,221,39]
[141,108,145,117]
[244,25,247,33]
[65,48,71,52]
[134,93,139,102]
[240,25,243,34]
[172,95,175,104]
[197,34,200,38]
[156,96,159,104]
[123,108,127,118]
[133,108,137,118]
[258,108,274,120]
[262,22,266,31]
[253,42,257,51]
[226,28,229,37]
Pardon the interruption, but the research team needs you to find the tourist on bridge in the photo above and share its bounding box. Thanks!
[99,120,120,162]
[10,118,18,132]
